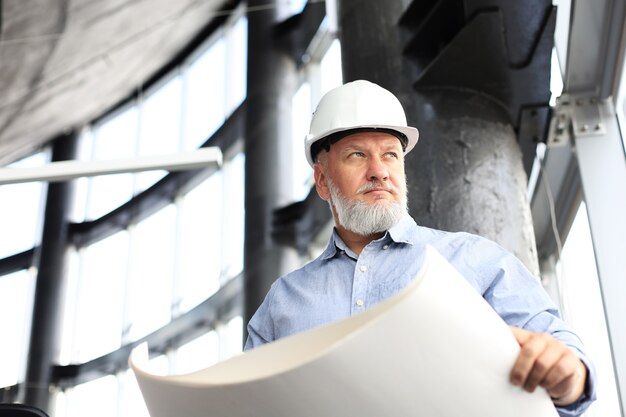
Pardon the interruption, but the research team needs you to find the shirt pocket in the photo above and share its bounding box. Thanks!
[373,270,415,302]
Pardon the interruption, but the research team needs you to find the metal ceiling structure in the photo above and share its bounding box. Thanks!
[0,0,229,166]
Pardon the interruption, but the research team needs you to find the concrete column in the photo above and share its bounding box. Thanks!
[407,90,539,273]
[244,0,300,327]
[24,131,78,411]
[336,0,539,273]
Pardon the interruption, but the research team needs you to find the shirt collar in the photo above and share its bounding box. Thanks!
[387,213,419,245]
[319,213,419,260]
[320,229,353,260]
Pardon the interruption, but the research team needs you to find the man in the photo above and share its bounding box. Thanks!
[245,80,596,416]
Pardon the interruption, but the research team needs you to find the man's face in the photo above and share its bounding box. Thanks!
[313,131,408,236]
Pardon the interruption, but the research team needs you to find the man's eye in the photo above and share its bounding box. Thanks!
[349,152,365,158]
[384,152,399,159]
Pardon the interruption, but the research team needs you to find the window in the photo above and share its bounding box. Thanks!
[0,270,35,388]
[62,375,118,417]
[291,82,313,200]
[127,205,177,341]
[86,107,137,220]
[0,152,47,258]
[176,174,223,313]
[136,75,183,192]
[290,38,343,202]
[183,39,226,151]
[57,13,248,416]
[557,203,621,416]
[67,232,128,363]
[0,151,46,388]
[174,331,220,374]
[220,152,245,279]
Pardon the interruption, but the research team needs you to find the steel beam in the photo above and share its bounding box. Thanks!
[563,0,626,98]
[244,0,301,330]
[0,147,222,185]
[23,131,78,411]
[573,96,626,416]
[0,249,35,277]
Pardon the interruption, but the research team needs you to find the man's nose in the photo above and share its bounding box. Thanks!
[366,156,389,181]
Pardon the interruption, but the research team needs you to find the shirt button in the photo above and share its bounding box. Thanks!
[383,245,389,250]
[356,299,364,306]
[359,265,368,272]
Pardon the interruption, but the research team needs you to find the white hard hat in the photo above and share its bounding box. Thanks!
[304,79,419,167]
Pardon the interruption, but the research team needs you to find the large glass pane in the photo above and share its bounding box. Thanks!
[552,0,571,80]
[0,270,35,388]
[221,153,245,278]
[87,107,137,220]
[320,39,342,96]
[177,173,222,313]
[291,83,313,201]
[59,250,80,366]
[225,17,248,114]
[550,48,564,107]
[174,330,219,374]
[71,232,128,362]
[93,107,138,160]
[222,315,243,359]
[119,369,150,417]
[0,152,46,258]
[558,202,621,416]
[127,205,176,341]
[64,375,118,417]
[183,39,226,151]
[70,128,94,223]
[136,76,183,193]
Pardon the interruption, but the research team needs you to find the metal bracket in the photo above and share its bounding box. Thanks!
[548,94,605,146]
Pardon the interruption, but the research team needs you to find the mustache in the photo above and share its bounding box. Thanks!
[356,181,399,194]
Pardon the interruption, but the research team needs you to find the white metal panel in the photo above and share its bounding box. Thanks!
[0,147,222,185]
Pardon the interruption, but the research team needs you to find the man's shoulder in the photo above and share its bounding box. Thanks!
[274,254,327,286]
[415,223,486,246]
[413,224,511,263]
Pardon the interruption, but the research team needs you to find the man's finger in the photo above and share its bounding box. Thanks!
[544,355,587,406]
[541,351,580,389]
[510,331,549,387]
[524,340,565,392]
[510,326,532,344]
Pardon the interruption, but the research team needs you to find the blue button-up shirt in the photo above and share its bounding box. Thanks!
[245,215,596,416]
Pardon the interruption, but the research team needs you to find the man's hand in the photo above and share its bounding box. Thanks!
[509,326,587,406]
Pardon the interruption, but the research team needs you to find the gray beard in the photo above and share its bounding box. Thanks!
[327,177,408,236]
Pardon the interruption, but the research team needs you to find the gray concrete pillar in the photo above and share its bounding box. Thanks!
[336,0,540,273]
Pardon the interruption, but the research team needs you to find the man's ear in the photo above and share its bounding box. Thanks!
[314,163,330,201]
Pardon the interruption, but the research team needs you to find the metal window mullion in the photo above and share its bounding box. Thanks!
[171,194,185,319]
[69,247,86,364]
[133,95,143,196]
[120,226,135,346]
[573,97,626,415]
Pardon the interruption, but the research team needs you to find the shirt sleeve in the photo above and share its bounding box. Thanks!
[554,352,597,417]
[461,235,597,416]
[243,284,276,351]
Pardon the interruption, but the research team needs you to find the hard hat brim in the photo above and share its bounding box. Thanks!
[305,124,419,167]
